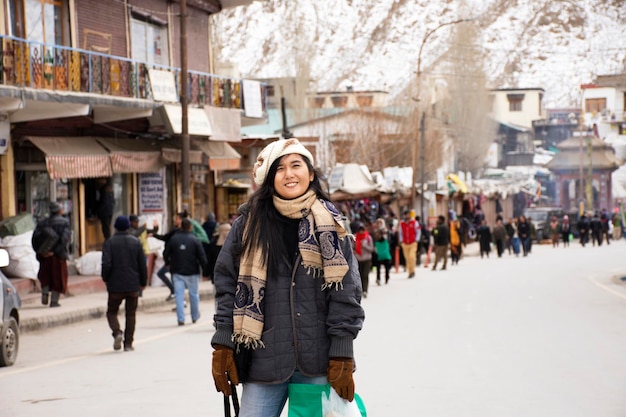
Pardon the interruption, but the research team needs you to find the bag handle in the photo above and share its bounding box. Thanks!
[223,382,240,417]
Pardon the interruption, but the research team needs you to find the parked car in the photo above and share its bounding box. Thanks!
[0,248,21,366]
[524,207,563,242]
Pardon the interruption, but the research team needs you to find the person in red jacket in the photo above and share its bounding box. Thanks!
[398,210,421,278]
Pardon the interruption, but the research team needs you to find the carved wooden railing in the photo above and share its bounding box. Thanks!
[0,35,267,112]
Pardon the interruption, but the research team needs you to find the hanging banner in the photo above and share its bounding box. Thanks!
[242,79,263,118]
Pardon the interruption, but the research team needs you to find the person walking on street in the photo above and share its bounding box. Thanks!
[431,215,450,271]
[152,213,185,301]
[31,201,71,307]
[476,219,492,259]
[590,212,603,246]
[399,210,421,278]
[517,215,531,256]
[211,139,364,415]
[101,215,147,352]
[449,214,462,265]
[129,214,158,287]
[354,223,374,297]
[163,218,208,326]
[612,213,622,241]
[203,212,219,281]
[547,216,561,248]
[578,213,589,247]
[373,223,392,285]
[561,215,571,247]
[600,208,611,245]
[510,218,521,256]
[492,217,507,258]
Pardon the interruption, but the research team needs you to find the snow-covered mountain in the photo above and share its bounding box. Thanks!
[211,0,626,108]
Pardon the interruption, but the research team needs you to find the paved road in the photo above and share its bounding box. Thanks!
[1,241,625,416]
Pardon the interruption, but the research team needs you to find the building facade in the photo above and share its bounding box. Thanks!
[0,0,267,256]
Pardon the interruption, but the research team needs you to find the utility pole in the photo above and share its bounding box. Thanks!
[410,18,472,213]
[180,0,190,211]
[586,136,593,211]
[578,114,584,216]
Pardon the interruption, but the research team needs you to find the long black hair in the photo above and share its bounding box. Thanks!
[241,154,329,270]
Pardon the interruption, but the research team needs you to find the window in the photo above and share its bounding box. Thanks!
[585,98,607,113]
[330,96,348,108]
[131,16,169,65]
[507,94,524,112]
[8,0,68,45]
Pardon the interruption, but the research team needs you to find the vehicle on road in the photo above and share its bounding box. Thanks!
[524,207,563,242]
[0,248,21,366]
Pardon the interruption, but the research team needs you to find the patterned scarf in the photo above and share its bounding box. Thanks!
[233,190,349,349]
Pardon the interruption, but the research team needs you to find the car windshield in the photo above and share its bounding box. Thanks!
[527,212,548,222]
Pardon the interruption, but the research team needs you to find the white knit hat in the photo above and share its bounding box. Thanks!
[253,138,314,186]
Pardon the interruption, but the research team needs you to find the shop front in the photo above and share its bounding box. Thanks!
[14,136,167,256]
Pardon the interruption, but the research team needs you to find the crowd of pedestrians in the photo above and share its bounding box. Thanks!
[341,203,625,297]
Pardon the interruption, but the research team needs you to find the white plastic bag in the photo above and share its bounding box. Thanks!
[74,251,102,275]
[321,387,361,417]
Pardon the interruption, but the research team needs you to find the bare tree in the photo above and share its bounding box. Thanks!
[437,22,495,176]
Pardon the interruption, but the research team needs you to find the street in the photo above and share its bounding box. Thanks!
[1,241,626,416]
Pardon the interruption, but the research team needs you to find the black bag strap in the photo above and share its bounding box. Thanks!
[223,382,240,417]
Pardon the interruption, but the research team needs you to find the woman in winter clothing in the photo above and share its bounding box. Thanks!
[211,139,364,417]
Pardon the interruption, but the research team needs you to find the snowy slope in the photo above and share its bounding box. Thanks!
[211,0,626,108]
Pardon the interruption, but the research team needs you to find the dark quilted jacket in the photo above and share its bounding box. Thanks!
[101,231,147,292]
[211,210,365,383]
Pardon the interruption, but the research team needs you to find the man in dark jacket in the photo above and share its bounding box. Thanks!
[163,218,208,326]
[102,215,147,352]
[578,213,589,247]
[431,215,450,271]
[32,201,71,307]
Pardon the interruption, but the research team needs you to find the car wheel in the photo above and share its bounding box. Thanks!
[0,317,19,367]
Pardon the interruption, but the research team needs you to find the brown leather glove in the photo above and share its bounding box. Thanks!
[212,345,239,396]
[327,358,355,402]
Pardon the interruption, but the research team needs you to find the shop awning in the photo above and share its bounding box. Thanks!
[95,137,164,173]
[160,140,204,165]
[161,104,213,136]
[193,140,241,170]
[26,136,112,179]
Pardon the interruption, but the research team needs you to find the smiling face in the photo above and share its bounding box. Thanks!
[273,153,314,200]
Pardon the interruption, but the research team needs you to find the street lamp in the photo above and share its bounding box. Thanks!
[410,18,473,222]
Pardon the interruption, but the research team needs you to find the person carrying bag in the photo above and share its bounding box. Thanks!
[211,139,365,417]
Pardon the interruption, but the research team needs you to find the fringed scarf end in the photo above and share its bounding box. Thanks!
[232,334,266,350]
[321,280,344,291]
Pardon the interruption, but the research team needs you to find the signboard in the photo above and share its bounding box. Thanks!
[328,165,345,191]
[139,170,165,213]
[242,79,263,118]
[148,69,179,102]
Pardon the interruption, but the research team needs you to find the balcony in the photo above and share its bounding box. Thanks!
[0,35,267,119]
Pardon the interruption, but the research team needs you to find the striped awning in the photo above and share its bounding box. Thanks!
[26,137,112,179]
[192,140,241,170]
[160,140,204,165]
[95,137,164,173]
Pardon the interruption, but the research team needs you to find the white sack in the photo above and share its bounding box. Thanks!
[75,251,102,276]
[0,231,39,280]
